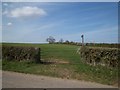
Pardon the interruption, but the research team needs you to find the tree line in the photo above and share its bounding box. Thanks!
[46,36,81,45]
[46,36,119,48]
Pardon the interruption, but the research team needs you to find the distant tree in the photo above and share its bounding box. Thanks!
[65,40,69,44]
[59,38,64,43]
[70,41,74,45]
[46,36,56,44]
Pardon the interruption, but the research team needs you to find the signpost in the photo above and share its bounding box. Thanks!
[81,35,84,46]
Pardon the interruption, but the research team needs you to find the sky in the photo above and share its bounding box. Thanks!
[2,2,118,43]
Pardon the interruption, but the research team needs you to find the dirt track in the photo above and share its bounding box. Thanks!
[2,71,117,88]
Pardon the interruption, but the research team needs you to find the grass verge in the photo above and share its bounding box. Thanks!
[2,43,118,86]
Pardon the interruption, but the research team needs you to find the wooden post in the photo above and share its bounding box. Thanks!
[35,47,41,63]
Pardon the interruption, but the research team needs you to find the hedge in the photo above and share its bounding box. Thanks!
[0,46,2,60]
[2,46,41,63]
[79,46,119,68]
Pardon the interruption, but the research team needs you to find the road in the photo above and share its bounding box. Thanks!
[2,71,117,88]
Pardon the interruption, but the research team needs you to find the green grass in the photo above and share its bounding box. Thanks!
[2,43,118,86]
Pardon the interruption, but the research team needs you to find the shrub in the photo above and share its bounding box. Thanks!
[2,46,41,63]
[79,46,119,68]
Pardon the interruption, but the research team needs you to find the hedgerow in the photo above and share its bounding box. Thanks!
[2,46,41,63]
[79,46,119,68]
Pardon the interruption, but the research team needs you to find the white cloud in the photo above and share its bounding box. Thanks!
[7,6,46,18]
[7,22,12,26]
[3,3,8,6]
[3,10,8,15]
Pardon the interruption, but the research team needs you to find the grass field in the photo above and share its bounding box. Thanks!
[2,43,118,86]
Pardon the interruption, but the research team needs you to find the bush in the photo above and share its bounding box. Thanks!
[2,46,41,63]
[79,46,119,68]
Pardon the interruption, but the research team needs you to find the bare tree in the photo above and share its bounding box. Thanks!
[65,40,69,44]
[59,38,64,43]
[46,36,56,44]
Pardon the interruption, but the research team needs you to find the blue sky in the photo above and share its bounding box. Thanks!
[2,2,118,43]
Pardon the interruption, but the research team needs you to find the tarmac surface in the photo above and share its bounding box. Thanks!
[2,71,117,88]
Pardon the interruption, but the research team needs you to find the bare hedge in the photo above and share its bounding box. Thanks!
[0,45,2,60]
[2,46,41,63]
[80,46,119,68]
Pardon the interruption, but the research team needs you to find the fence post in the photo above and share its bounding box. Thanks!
[35,47,41,63]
